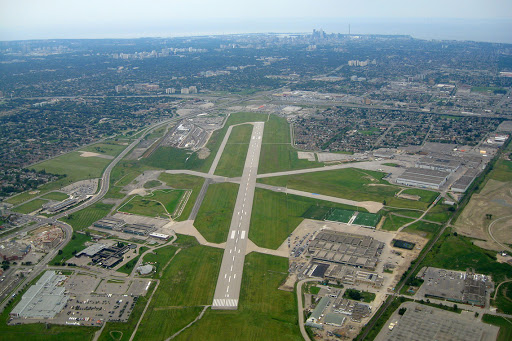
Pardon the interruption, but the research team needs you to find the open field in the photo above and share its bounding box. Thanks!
[418,230,512,283]
[118,195,168,218]
[260,168,430,210]
[133,237,223,340]
[250,188,363,250]
[106,160,156,199]
[51,233,92,265]
[80,142,126,157]
[40,191,69,201]
[423,202,454,223]
[493,282,512,314]
[174,253,302,341]
[11,199,48,214]
[117,247,149,275]
[381,208,424,218]
[490,159,512,182]
[214,124,252,178]
[60,202,113,231]
[259,115,323,174]
[143,113,269,173]
[33,151,110,184]
[454,179,512,249]
[353,212,381,227]
[402,221,440,239]
[158,173,205,220]
[143,180,161,189]
[381,215,415,231]
[194,183,238,243]
[401,188,438,204]
[142,245,178,275]
[482,315,512,341]
[326,209,355,223]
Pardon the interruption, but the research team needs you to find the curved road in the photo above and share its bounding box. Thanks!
[297,278,321,341]
[488,215,512,253]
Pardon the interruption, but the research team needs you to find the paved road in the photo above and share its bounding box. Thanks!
[256,161,397,179]
[296,278,321,341]
[255,183,383,213]
[212,122,265,310]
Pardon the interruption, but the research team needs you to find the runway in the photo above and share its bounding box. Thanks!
[211,122,265,310]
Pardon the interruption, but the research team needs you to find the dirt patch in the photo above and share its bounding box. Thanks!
[78,151,114,159]
[454,179,512,250]
[197,147,211,160]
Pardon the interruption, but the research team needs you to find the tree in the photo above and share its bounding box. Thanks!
[58,250,63,255]
[398,307,407,315]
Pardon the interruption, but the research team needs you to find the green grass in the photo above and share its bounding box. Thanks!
[493,282,512,314]
[143,113,269,173]
[194,183,238,243]
[257,114,323,174]
[117,247,149,275]
[419,230,512,283]
[381,208,424,218]
[12,199,48,214]
[383,163,399,167]
[250,188,364,250]
[40,191,69,201]
[33,151,110,185]
[134,307,204,341]
[0,272,98,341]
[423,202,454,223]
[482,314,512,341]
[214,124,252,177]
[382,215,415,231]
[260,168,429,210]
[51,233,92,265]
[134,238,223,340]
[118,195,167,218]
[150,190,185,216]
[143,245,179,274]
[143,180,161,189]
[174,253,302,341]
[401,188,439,204]
[5,191,42,205]
[490,160,512,182]
[158,173,205,220]
[326,209,355,223]
[259,144,323,175]
[60,202,113,231]
[80,142,126,157]
[343,289,376,303]
[301,205,332,220]
[402,221,440,239]
[353,212,381,227]
[150,240,223,308]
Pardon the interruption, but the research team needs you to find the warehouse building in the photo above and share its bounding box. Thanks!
[10,271,68,319]
[93,218,125,230]
[396,167,450,190]
[122,223,155,236]
[308,231,384,271]
[416,155,461,173]
[306,296,330,329]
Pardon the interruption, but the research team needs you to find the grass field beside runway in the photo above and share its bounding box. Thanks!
[195,183,239,244]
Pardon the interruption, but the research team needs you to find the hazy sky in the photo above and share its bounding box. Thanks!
[1,0,512,41]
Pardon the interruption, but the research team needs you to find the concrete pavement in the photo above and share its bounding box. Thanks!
[212,122,265,310]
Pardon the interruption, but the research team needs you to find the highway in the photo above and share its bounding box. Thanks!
[212,122,265,310]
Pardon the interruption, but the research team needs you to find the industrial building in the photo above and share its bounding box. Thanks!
[324,264,384,288]
[305,296,330,329]
[396,167,450,190]
[10,271,68,319]
[415,155,461,172]
[123,223,155,236]
[93,218,125,230]
[331,298,372,322]
[76,242,132,269]
[308,231,384,271]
